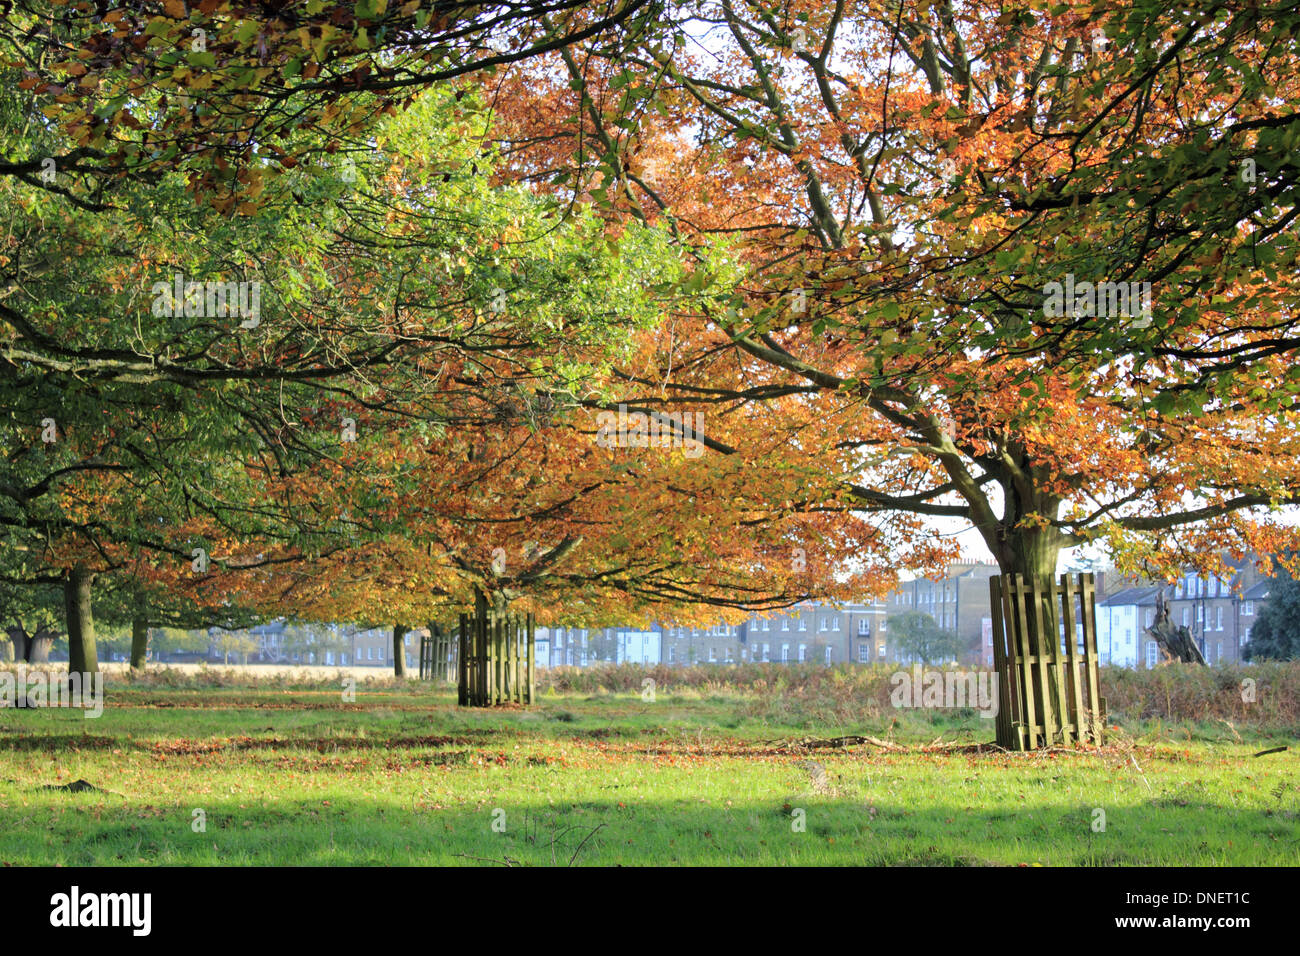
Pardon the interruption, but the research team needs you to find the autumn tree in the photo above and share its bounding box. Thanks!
[1,72,707,670]
[245,388,906,679]
[485,0,1300,596]
[16,0,1300,680]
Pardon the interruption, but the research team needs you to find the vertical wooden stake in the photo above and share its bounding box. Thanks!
[462,616,473,707]
[526,614,535,705]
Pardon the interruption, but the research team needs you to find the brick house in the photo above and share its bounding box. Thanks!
[1098,556,1267,667]
[885,562,1001,664]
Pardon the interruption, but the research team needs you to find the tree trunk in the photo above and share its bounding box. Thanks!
[29,627,53,663]
[1000,526,1064,582]
[64,565,98,674]
[6,628,25,662]
[393,624,409,678]
[996,525,1066,643]
[130,616,150,669]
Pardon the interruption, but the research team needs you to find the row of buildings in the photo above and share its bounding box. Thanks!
[182,557,1279,671]
[530,563,1002,667]
[1096,569,1272,668]
[533,557,1277,670]
[193,621,415,669]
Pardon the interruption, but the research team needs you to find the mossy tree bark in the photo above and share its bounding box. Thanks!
[130,616,149,669]
[64,565,98,674]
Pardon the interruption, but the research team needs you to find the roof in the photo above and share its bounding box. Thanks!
[1244,580,1272,600]
[1098,586,1163,607]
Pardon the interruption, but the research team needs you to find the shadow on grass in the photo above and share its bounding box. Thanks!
[0,732,499,754]
[1,792,1291,867]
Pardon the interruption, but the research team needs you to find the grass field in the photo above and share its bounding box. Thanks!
[0,670,1296,866]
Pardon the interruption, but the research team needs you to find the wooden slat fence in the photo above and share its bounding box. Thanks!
[419,626,456,682]
[457,591,535,707]
[989,573,1106,750]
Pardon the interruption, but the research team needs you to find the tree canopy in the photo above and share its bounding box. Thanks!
[4,1,1300,670]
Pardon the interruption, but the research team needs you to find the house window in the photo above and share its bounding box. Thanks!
[668,646,675,663]
[1146,642,1158,668]
[1182,608,1190,627]
[824,646,833,664]
[878,644,886,657]
[798,617,807,631]
[709,647,716,662]
[858,620,870,635]
[782,619,790,631]
[1243,601,1254,616]
[858,644,870,663]
[819,618,828,631]
[798,644,806,661]
[762,643,770,661]
[832,618,840,631]
[1216,606,1223,630]
[725,647,733,663]
[781,644,789,662]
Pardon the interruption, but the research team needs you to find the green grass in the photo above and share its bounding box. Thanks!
[0,680,1296,865]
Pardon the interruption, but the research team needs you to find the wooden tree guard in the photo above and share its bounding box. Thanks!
[989,573,1106,750]
[419,626,457,682]
[457,593,535,707]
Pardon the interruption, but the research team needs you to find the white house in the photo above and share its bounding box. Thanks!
[1097,586,1161,668]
